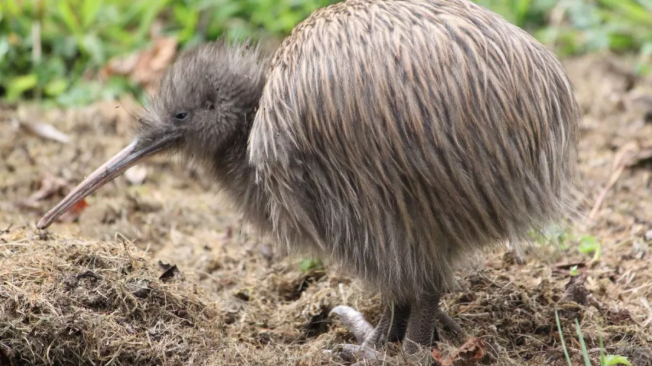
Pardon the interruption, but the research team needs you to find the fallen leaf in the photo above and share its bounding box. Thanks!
[21,121,70,143]
[19,174,90,223]
[102,53,139,76]
[158,260,180,282]
[432,337,485,366]
[101,36,178,93]
[20,174,69,208]
[158,260,174,271]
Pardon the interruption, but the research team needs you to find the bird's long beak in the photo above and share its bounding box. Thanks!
[37,135,176,230]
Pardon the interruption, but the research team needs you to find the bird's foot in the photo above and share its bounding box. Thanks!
[326,305,395,364]
[434,308,465,335]
[323,344,386,365]
[327,298,465,362]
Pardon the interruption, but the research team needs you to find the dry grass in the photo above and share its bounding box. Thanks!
[0,230,223,366]
[1,54,652,365]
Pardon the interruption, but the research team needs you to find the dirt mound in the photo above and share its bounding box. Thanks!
[0,229,222,366]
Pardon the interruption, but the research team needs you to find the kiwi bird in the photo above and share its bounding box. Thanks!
[37,0,580,358]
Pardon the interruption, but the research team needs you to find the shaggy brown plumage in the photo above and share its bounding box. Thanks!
[37,0,581,357]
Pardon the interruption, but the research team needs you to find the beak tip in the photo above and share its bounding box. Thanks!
[36,217,50,230]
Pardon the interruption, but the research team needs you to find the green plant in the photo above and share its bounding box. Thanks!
[556,310,573,366]
[527,225,571,249]
[569,265,579,276]
[599,331,632,366]
[575,318,592,366]
[0,0,339,106]
[555,310,632,366]
[578,235,602,261]
[601,355,633,366]
[2,0,652,106]
[299,258,323,272]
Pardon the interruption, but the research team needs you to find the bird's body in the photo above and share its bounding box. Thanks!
[249,0,579,301]
[38,0,581,357]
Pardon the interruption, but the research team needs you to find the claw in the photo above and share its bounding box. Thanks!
[335,344,386,364]
[330,305,375,343]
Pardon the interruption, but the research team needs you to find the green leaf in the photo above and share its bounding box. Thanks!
[578,235,599,255]
[57,0,82,35]
[44,78,69,97]
[299,258,322,272]
[569,265,579,276]
[81,33,104,64]
[514,0,532,27]
[592,241,602,262]
[82,0,102,29]
[597,0,652,27]
[601,355,632,366]
[173,5,199,43]
[0,37,9,61]
[55,80,102,107]
[134,0,170,45]
[3,0,22,17]
[6,73,38,100]
[641,42,652,57]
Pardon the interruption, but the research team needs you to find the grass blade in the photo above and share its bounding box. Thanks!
[555,310,573,366]
[575,318,593,366]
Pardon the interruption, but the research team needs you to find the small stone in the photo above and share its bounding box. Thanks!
[125,165,147,185]
[644,230,652,242]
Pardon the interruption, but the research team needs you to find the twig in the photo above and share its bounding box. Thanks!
[640,298,652,327]
[588,142,639,220]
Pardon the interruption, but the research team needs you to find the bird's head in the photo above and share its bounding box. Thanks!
[37,40,267,229]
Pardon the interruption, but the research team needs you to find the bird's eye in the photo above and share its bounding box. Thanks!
[174,111,190,122]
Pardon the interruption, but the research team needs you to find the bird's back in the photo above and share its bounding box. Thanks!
[248,0,580,300]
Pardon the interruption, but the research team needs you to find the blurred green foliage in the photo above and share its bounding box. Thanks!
[1,0,652,107]
[0,0,336,106]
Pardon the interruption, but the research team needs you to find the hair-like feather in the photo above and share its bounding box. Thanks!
[246,0,581,301]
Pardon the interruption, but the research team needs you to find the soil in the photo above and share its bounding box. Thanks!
[1,53,651,365]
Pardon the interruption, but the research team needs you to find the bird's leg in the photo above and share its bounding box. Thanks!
[401,291,465,354]
[367,301,411,346]
[329,300,411,363]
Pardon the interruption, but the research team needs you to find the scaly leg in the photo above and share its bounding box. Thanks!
[401,292,466,354]
[401,292,441,354]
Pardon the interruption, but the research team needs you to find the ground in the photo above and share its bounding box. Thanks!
[1,54,651,366]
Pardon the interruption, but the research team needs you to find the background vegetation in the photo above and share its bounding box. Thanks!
[1,0,651,107]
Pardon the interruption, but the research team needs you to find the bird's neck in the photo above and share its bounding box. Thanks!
[212,110,272,232]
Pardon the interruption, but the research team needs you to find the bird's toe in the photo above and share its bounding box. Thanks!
[435,309,465,335]
[329,344,386,365]
[330,305,375,344]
